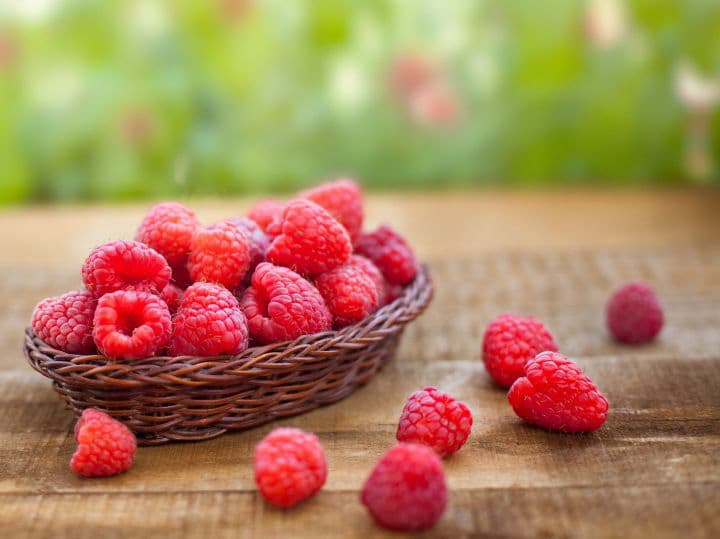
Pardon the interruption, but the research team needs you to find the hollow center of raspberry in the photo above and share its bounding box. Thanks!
[116,310,144,336]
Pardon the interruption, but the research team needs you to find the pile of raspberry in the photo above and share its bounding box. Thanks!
[31,179,420,360]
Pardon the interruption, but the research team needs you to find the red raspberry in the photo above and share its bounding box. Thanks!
[31,291,97,354]
[169,282,249,356]
[135,201,200,267]
[354,225,418,286]
[396,387,472,457]
[188,221,250,290]
[347,255,387,305]
[82,240,171,298]
[482,314,558,388]
[254,427,327,508]
[300,178,364,240]
[227,217,269,278]
[361,443,447,531]
[160,283,183,313]
[266,199,352,278]
[247,198,284,232]
[93,290,171,359]
[508,351,609,433]
[71,408,136,477]
[606,282,664,344]
[316,263,379,327]
[240,262,332,344]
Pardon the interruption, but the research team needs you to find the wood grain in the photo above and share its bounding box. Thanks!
[1,189,719,538]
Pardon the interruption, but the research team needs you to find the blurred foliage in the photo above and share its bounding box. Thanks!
[0,0,719,204]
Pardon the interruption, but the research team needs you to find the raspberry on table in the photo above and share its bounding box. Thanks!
[508,351,609,433]
[482,313,558,388]
[92,290,171,359]
[347,255,387,305]
[361,443,447,531]
[354,225,418,286]
[266,199,352,277]
[169,282,249,356]
[31,290,97,354]
[188,221,250,290]
[135,201,200,267]
[300,178,364,241]
[82,240,172,298]
[606,282,664,344]
[227,217,270,279]
[160,283,183,313]
[396,386,473,457]
[240,262,332,344]
[71,408,136,477]
[315,263,379,327]
[247,198,284,232]
[254,427,327,508]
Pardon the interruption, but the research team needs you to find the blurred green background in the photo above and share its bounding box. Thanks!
[1,0,719,204]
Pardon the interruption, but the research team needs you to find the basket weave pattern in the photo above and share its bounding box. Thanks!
[24,266,433,445]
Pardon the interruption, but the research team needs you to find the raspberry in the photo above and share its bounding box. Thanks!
[70,408,136,477]
[396,387,472,457]
[482,314,559,388]
[606,282,664,344]
[361,443,447,531]
[300,178,364,240]
[347,255,387,305]
[227,217,269,278]
[385,284,405,304]
[135,201,200,267]
[254,427,327,508]
[315,263,379,327]
[266,200,352,278]
[82,240,171,298]
[247,198,284,232]
[92,290,171,359]
[354,225,418,286]
[188,221,250,290]
[169,282,249,356]
[160,283,183,313]
[31,291,97,354]
[240,262,332,344]
[508,351,609,433]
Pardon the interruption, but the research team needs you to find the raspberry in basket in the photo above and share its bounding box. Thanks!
[31,290,97,354]
[300,178,364,241]
[160,283,183,313]
[240,262,332,344]
[227,217,270,278]
[266,199,352,277]
[361,443,447,531]
[188,221,250,290]
[508,351,609,433]
[254,427,327,507]
[93,290,171,359]
[347,255,387,305]
[354,225,418,286]
[606,282,664,344]
[169,282,249,356]
[482,313,558,388]
[315,263,379,327]
[247,198,284,232]
[71,408,136,477]
[396,386,472,457]
[135,201,200,267]
[82,240,172,298]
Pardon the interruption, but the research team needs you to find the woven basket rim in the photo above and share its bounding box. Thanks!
[24,264,434,389]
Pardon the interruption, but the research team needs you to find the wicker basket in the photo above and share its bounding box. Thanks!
[24,265,433,445]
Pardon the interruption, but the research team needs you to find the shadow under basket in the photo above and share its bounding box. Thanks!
[24,265,433,445]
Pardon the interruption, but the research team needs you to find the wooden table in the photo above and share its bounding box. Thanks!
[1,189,719,538]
